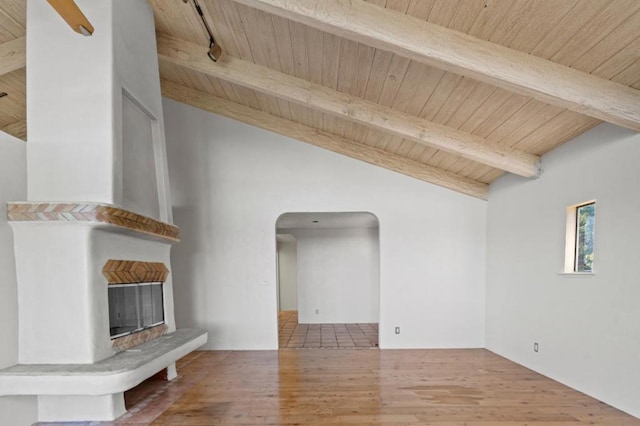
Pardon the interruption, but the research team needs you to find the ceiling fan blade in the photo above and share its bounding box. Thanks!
[46,0,94,36]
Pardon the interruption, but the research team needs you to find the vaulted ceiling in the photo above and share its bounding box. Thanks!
[1,0,639,199]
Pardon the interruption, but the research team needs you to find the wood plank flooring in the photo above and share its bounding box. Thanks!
[38,349,640,425]
[278,311,378,349]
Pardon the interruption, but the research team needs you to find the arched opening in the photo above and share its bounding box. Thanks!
[275,212,380,349]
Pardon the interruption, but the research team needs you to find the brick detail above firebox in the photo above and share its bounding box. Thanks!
[103,260,170,284]
[7,202,180,242]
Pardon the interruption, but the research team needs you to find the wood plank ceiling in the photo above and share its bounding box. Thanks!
[1,0,639,198]
[0,0,26,140]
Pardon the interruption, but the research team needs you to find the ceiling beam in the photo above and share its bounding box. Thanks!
[0,37,25,76]
[157,34,540,178]
[160,79,488,200]
[232,0,640,132]
[46,0,94,35]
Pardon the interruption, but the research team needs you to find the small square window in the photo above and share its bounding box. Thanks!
[564,201,596,273]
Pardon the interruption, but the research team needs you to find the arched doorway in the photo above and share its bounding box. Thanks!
[275,212,380,349]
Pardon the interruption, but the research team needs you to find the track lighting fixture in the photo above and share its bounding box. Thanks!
[208,39,223,63]
[183,0,223,62]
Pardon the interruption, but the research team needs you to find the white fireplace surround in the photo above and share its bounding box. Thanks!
[11,219,179,365]
[1,211,208,421]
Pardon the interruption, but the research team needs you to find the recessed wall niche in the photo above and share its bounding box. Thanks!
[122,92,161,220]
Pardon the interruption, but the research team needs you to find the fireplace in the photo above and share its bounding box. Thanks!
[0,1,207,422]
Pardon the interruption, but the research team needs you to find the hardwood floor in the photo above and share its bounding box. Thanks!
[40,349,640,425]
[278,311,378,349]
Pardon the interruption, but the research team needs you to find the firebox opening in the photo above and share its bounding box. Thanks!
[108,282,164,339]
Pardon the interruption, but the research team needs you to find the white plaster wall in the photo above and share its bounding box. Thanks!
[291,227,379,324]
[277,238,297,311]
[164,98,486,350]
[0,133,37,425]
[486,124,640,418]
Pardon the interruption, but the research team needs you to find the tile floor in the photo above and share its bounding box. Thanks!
[278,310,378,349]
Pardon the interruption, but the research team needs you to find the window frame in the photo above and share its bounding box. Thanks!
[564,200,596,274]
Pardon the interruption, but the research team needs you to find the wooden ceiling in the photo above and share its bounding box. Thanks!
[1,1,639,199]
[0,1,26,140]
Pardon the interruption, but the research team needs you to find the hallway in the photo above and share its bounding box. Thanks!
[278,311,378,349]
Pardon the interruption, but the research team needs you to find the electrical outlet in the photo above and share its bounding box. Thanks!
[395,327,400,334]
[534,342,539,352]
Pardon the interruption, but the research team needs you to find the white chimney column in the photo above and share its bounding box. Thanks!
[26,0,115,204]
[26,0,172,221]
[5,1,188,421]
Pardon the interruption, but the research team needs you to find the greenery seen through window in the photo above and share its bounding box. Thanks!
[575,203,595,272]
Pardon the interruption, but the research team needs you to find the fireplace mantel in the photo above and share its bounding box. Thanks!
[7,202,180,243]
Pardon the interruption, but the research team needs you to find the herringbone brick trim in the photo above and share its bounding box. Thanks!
[103,259,170,284]
[7,202,180,242]
[112,324,168,352]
